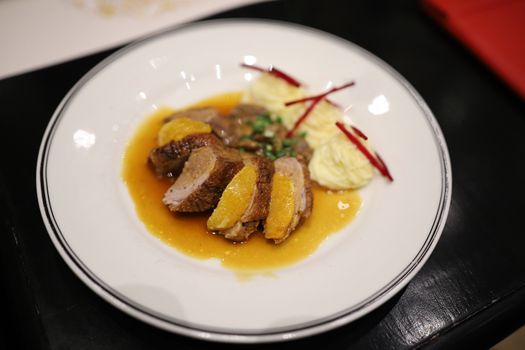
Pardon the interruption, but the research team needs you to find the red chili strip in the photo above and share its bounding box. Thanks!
[286,97,323,137]
[285,82,356,136]
[351,126,368,140]
[284,81,355,106]
[375,152,394,182]
[240,63,301,87]
[335,121,393,182]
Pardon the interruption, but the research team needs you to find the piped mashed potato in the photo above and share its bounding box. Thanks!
[243,74,342,149]
[309,133,374,189]
[294,100,341,149]
[242,73,305,128]
[243,72,375,189]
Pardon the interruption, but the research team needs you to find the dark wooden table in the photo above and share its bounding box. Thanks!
[1,0,525,348]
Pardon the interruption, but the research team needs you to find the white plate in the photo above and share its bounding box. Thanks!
[36,19,451,343]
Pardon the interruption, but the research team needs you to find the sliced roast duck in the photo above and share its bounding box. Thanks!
[149,133,221,178]
[162,144,243,212]
[265,156,313,244]
[207,155,274,241]
[152,105,314,244]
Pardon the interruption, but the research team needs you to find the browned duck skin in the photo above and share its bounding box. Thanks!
[162,145,243,212]
[148,133,221,178]
[216,155,274,242]
[265,156,313,244]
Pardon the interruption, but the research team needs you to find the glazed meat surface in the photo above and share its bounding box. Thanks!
[162,145,243,212]
[164,107,237,146]
[265,156,313,243]
[217,155,274,241]
[148,133,221,178]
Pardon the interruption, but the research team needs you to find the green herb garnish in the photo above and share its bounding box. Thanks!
[282,137,299,147]
[252,114,272,133]
[242,112,302,160]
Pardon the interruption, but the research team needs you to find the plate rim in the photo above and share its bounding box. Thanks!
[35,18,452,343]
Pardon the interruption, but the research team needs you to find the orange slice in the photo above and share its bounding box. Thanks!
[207,165,257,230]
[265,173,295,240]
[157,117,211,146]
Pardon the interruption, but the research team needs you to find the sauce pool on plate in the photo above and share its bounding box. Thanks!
[122,92,362,271]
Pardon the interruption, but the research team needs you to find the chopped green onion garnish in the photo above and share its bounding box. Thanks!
[282,138,298,147]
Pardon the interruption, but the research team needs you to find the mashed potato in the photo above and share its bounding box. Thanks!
[244,73,375,189]
[309,132,374,189]
[243,74,342,149]
[242,73,305,128]
[294,100,341,149]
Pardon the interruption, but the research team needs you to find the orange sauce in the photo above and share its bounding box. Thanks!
[122,92,361,271]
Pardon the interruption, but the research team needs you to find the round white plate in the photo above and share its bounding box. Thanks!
[36,19,451,343]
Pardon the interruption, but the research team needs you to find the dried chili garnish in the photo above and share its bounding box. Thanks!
[375,152,394,182]
[351,126,368,140]
[284,82,355,107]
[240,63,302,87]
[335,121,393,182]
[285,82,355,137]
[285,97,323,137]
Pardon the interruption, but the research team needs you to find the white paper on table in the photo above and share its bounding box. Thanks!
[0,0,269,80]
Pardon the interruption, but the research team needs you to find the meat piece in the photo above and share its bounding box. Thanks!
[148,133,221,178]
[212,155,274,241]
[221,221,260,242]
[265,157,313,243]
[160,105,312,161]
[237,139,262,152]
[230,104,268,121]
[211,104,269,148]
[162,145,243,212]
[164,107,236,146]
[263,124,313,162]
[239,156,274,222]
[293,138,313,163]
[231,104,313,162]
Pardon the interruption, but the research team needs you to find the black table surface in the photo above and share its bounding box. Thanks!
[2,0,525,349]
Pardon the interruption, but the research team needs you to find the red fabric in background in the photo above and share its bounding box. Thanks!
[423,0,525,101]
